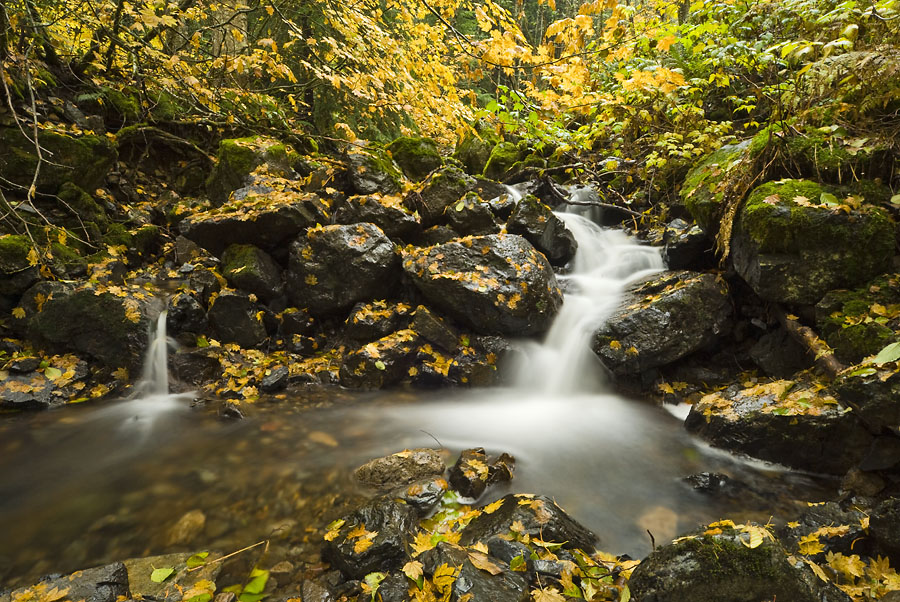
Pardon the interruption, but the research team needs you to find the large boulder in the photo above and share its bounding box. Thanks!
[286,223,399,316]
[482,142,522,181]
[207,291,268,348]
[179,188,328,257]
[0,128,116,195]
[339,329,421,389]
[402,234,563,336]
[322,497,419,580]
[834,362,900,434]
[629,523,851,602]
[0,562,129,602]
[15,281,150,369]
[404,166,477,226]
[334,194,421,241]
[205,136,300,204]
[387,136,443,181]
[816,273,900,365]
[0,234,40,300]
[684,379,872,474]
[506,195,577,266]
[680,140,752,233]
[442,192,501,237]
[732,179,894,305]
[418,542,529,602]
[354,448,446,490]
[592,271,732,376]
[221,243,284,302]
[347,148,402,195]
[452,122,501,176]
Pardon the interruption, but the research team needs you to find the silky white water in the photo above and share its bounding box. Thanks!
[135,311,171,397]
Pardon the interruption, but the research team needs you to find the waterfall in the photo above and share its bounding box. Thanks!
[135,311,170,397]
[514,204,664,393]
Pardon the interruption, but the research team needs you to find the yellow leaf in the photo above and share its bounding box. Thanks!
[609,340,622,350]
[483,499,504,514]
[656,35,677,52]
[27,247,39,266]
[305,274,318,286]
[266,5,274,15]
[12,307,25,319]
[658,382,674,394]
[468,551,503,575]
[531,587,566,602]
[403,560,424,581]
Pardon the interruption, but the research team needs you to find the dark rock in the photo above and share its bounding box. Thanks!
[0,371,55,409]
[870,497,900,559]
[484,188,519,220]
[174,235,204,265]
[448,447,491,499]
[387,136,443,181]
[5,562,129,602]
[485,536,532,565]
[859,436,900,471]
[416,225,458,246]
[419,542,529,602]
[287,333,327,357]
[180,190,328,257]
[685,381,872,474]
[507,195,577,266]
[344,301,413,343]
[221,400,243,419]
[663,218,711,269]
[749,328,811,378]
[405,166,477,226]
[280,307,316,338]
[779,502,871,559]
[834,367,900,433]
[166,292,208,336]
[816,274,900,365]
[116,126,213,196]
[442,192,501,237]
[221,244,284,302]
[260,366,289,393]
[171,348,221,387]
[322,497,418,580]
[411,306,458,351]
[347,149,402,195]
[187,267,222,307]
[629,524,851,602]
[374,572,409,602]
[5,356,41,373]
[355,448,446,490]
[339,329,421,389]
[334,195,421,241]
[208,291,267,348]
[125,551,223,602]
[0,234,40,299]
[286,223,399,316]
[593,271,732,376]
[732,179,894,304]
[460,493,596,552]
[300,580,334,602]
[402,234,563,336]
[206,136,300,204]
[20,282,150,369]
[391,476,448,516]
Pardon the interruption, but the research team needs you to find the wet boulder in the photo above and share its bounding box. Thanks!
[387,136,443,181]
[448,448,514,499]
[180,189,328,257]
[506,195,577,266]
[663,218,711,270]
[870,497,900,559]
[593,271,732,376]
[482,142,522,181]
[442,192,501,237]
[732,179,894,304]
[322,497,418,580]
[418,541,529,602]
[1,562,130,602]
[629,523,851,602]
[355,448,446,490]
[206,136,300,204]
[749,328,811,378]
[166,292,208,339]
[0,234,40,300]
[410,305,458,351]
[18,281,150,369]
[125,551,223,602]
[347,148,402,195]
[286,223,399,316]
[171,348,222,387]
[453,123,501,176]
[334,194,421,241]
[339,329,421,389]
[779,502,871,560]
[684,379,872,474]
[0,128,117,195]
[415,225,458,246]
[460,493,596,552]
[680,140,752,233]
[834,364,900,434]
[208,291,268,348]
[344,301,413,343]
[392,476,449,516]
[816,274,900,365]
[402,234,563,336]
[221,244,284,302]
[405,166,477,226]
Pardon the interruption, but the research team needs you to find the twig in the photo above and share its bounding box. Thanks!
[771,305,844,379]
[540,175,645,218]
[187,539,269,571]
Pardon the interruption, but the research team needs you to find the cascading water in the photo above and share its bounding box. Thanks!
[135,311,171,397]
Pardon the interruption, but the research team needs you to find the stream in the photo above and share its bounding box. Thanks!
[0,203,835,588]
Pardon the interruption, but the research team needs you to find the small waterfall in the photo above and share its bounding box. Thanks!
[135,311,170,397]
[514,205,664,393]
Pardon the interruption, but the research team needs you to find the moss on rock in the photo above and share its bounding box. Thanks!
[387,136,443,181]
[482,142,522,181]
[680,139,752,233]
[453,123,501,176]
[205,136,300,204]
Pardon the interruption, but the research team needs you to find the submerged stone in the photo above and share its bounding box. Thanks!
[354,448,446,490]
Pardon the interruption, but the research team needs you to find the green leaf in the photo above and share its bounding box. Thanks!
[197,335,210,348]
[873,341,900,365]
[891,194,900,205]
[243,568,269,595]
[455,200,465,211]
[509,555,527,571]
[620,585,631,602]
[44,366,62,380]
[849,367,878,377]
[374,360,386,371]
[820,192,839,206]
[185,595,212,602]
[186,552,210,568]
[150,567,175,583]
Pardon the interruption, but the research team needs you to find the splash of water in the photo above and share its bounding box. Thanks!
[514,203,664,393]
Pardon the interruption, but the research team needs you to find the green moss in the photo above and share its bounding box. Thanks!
[482,142,521,181]
[49,242,87,278]
[453,123,501,176]
[0,235,33,274]
[132,225,160,257]
[206,137,300,204]
[103,87,141,121]
[680,140,752,232]
[57,182,108,230]
[387,136,443,181]
[741,180,826,252]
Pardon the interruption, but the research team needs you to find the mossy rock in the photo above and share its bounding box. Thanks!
[205,137,300,204]
[58,182,108,233]
[732,179,894,304]
[387,136,443,181]
[0,128,117,195]
[76,86,141,124]
[221,243,284,302]
[816,273,900,364]
[481,142,522,181]
[453,124,501,176]
[0,235,39,298]
[680,139,752,233]
[104,224,160,260]
[347,147,403,195]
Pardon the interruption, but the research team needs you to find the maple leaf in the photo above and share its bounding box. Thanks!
[531,587,566,602]
[12,307,25,319]
[483,499,504,514]
[468,551,503,575]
